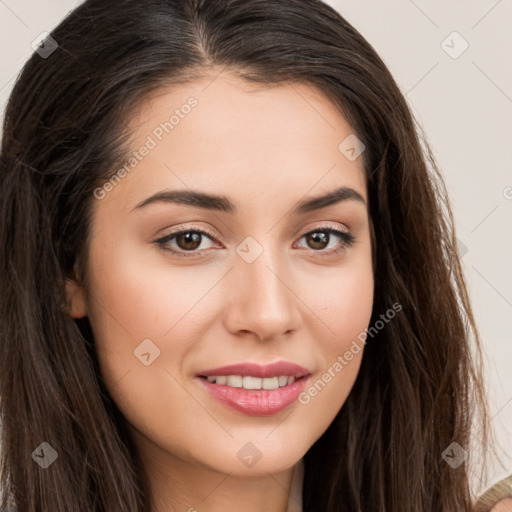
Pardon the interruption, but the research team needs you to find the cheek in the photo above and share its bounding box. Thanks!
[83,245,207,443]
[300,252,373,418]
[85,230,212,340]
[83,236,243,431]
[322,271,373,335]
[307,246,374,349]
[83,237,185,387]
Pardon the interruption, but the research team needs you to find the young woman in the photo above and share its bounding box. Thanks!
[0,0,501,510]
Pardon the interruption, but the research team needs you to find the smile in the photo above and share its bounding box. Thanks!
[201,374,296,390]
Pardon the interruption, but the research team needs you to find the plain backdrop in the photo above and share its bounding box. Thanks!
[0,0,511,496]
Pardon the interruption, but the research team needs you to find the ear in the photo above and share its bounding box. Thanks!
[64,276,88,318]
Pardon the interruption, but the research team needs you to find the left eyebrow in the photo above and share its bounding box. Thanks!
[292,186,366,214]
[131,186,366,214]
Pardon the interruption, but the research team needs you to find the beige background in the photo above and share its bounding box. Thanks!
[1,0,510,495]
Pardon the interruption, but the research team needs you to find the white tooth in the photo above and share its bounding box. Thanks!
[216,375,228,385]
[278,376,288,387]
[226,375,243,387]
[262,377,279,390]
[242,376,262,390]
[213,375,291,389]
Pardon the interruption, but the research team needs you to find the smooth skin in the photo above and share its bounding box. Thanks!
[491,499,512,511]
[66,69,374,512]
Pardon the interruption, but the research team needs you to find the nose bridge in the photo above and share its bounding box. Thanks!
[225,235,301,340]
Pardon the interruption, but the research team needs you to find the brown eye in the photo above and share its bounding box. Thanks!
[305,231,330,250]
[296,227,355,255]
[174,231,203,251]
[155,228,218,258]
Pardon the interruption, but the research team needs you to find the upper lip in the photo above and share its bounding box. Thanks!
[198,361,311,379]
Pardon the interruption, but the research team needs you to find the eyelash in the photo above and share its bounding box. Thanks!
[154,225,355,259]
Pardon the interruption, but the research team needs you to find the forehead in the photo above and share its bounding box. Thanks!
[102,70,367,213]
[128,71,356,148]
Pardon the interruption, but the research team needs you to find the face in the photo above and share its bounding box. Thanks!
[66,70,374,479]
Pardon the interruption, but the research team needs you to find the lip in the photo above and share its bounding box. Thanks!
[197,361,311,379]
[195,361,312,416]
[196,373,311,416]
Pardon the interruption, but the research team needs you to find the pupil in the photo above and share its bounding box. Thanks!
[178,232,201,250]
[309,232,328,250]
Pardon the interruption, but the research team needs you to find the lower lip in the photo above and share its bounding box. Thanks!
[196,375,310,416]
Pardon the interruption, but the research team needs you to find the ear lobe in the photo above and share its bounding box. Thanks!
[64,277,88,318]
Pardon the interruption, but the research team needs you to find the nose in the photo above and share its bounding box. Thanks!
[223,244,302,342]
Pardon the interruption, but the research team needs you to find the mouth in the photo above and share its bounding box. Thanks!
[195,361,311,416]
[198,374,306,390]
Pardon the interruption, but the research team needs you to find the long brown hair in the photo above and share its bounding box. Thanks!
[0,0,490,510]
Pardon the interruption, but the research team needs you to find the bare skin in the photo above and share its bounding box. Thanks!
[66,68,374,512]
[491,498,512,511]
